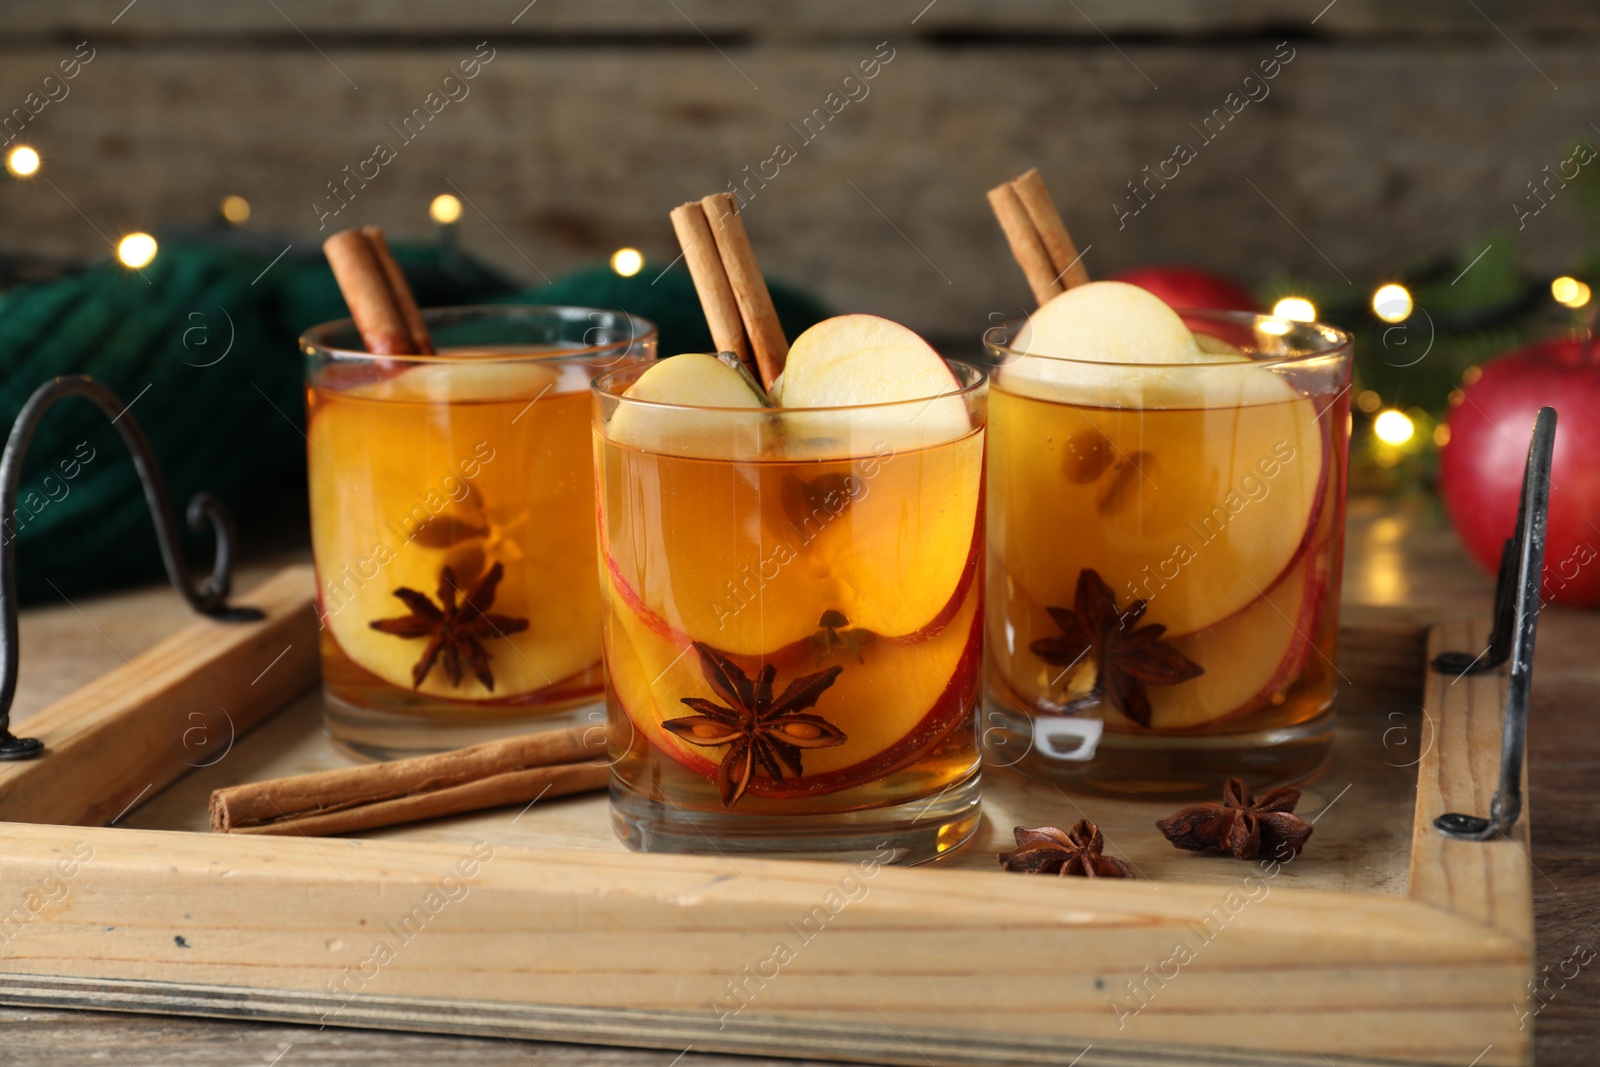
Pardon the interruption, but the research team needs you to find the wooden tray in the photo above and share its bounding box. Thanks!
[0,566,1533,1066]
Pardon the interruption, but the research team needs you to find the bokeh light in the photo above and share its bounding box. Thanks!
[1371,283,1413,323]
[1373,409,1415,446]
[429,194,463,224]
[5,146,40,177]
[220,195,251,224]
[1552,276,1591,309]
[1271,296,1316,322]
[117,232,158,269]
[610,247,644,277]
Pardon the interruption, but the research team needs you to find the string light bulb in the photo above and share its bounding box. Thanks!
[117,232,158,269]
[1271,296,1316,322]
[220,195,251,225]
[1552,276,1592,308]
[610,247,644,277]
[5,145,40,178]
[429,194,463,224]
[1371,283,1413,323]
[1356,389,1382,413]
[1373,409,1415,446]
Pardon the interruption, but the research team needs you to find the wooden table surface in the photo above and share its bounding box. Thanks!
[2,497,1596,1065]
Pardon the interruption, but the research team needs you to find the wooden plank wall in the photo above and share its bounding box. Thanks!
[0,1,1595,340]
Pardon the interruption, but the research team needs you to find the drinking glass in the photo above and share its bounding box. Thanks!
[303,305,656,759]
[593,360,987,862]
[982,311,1352,796]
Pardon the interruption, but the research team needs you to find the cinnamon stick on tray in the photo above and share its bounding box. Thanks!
[323,226,436,355]
[670,193,788,391]
[987,167,1091,306]
[210,723,607,837]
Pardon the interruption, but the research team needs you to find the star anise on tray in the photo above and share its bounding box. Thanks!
[368,562,529,691]
[1156,777,1314,861]
[663,643,846,808]
[1029,568,1203,727]
[998,820,1135,879]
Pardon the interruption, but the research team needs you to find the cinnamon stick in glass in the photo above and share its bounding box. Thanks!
[698,192,788,391]
[362,226,435,355]
[1011,168,1091,291]
[322,227,432,355]
[987,168,1091,306]
[670,200,755,375]
[210,723,607,836]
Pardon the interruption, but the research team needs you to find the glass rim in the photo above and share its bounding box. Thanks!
[299,304,659,364]
[591,356,987,415]
[983,308,1353,370]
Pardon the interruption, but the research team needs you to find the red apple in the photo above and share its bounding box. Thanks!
[1111,266,1262,314]
[1439,337,1600,607]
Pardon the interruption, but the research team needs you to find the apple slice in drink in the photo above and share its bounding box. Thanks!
[599,317,983,656]
[605,352,767,458]
[996,283,1325,637]
[311,361,598,699]
[778,313,972,453]
[333,359,563,404]
[777,313,981,638]
[603,566,981,799]
[998,387,1323,638]
[600,352,831,656]
[1014,281,1206,365]
[1141,544,1329,730]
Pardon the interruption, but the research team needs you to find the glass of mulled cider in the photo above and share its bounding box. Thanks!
[983,296,1352,797]
[593,344,987,863]
[302,306,656,760]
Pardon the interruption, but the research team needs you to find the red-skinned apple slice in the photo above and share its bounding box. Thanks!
[596,474,983,655]
[775,313,981,639]
[1142,540,1330,730]
[995,370,1324,638]
[596,319,984,657]
[996,281,1326,636]
[594,425,983,656]
[602,567,981,799]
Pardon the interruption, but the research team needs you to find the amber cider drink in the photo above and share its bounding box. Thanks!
[983,311,1353,796]
[594,360,987,861]
[303,306,655,760]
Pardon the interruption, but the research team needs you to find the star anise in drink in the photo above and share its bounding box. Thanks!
[1156,776,1314,860]
[663,642,846,807]
[368,562,529,691]
[1029,568,1203,727]
[807,609,873,664]
[998,820,1134,878]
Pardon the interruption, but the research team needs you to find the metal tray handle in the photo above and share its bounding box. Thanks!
[1430,406,1555,841]
[0,376,262,761]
